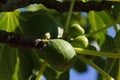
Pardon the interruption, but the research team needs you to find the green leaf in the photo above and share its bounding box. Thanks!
[16,10,47,34]
[17,48,43,80]
[115,30,120,50]
[100,35,118,79]
[0,44,18,80]
[58,71,69,80]
[19,11,58,39]
[0,7,59,80]
[26,4,47,12]
[96,11,113,27]
[115,31,120,80]
[0,45,19,80]
[104,59,118,79]
[0,10,20,32]
[0,10,41,80]
[12,55,20,80]
[51,12,66,28]
[88,11,105,31]
[108,2,120,20]
[93,57,105,69]
[101,35,116,52]
[44,67,57,80]
[100,34,118,79]
[0,44,43,80]
[88,11,107,46]
[73,57,87,73]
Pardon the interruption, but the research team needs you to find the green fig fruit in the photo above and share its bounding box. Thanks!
[44,39,76,71]
[68,24,85,38]
[71,36,88,48]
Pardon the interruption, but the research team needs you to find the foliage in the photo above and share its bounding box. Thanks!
[0,0,120,80]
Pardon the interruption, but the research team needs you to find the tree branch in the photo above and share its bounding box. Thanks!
[0,0,116,12]
[0,30,45,49]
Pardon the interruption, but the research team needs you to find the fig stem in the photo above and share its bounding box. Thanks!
[42,40,49,44]
[63,0,75,38]
[117,59,120,80]
[116,50,120,80]
[75,48,120,58]
[107,59,117,74]
[36,60,47,80]
[78,56,114,80]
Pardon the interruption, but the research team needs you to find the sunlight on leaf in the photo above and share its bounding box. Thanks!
[97,11,113,27]
[88,11,107,46]
[12,49,20,80]
[0,45,17,80]
[26,4,47,12]
[0,10,20,32]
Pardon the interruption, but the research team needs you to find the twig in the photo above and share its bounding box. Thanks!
[0,30,45,49]
[0,1,116,12]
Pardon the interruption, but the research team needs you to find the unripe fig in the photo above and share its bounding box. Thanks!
[68,24,85,38]
[71,36,88,48]
[44,39,76,71]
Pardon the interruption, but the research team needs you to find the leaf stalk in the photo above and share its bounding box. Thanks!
[78,56,114,80]
[75,48,120,58]
[36,60,47,80]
